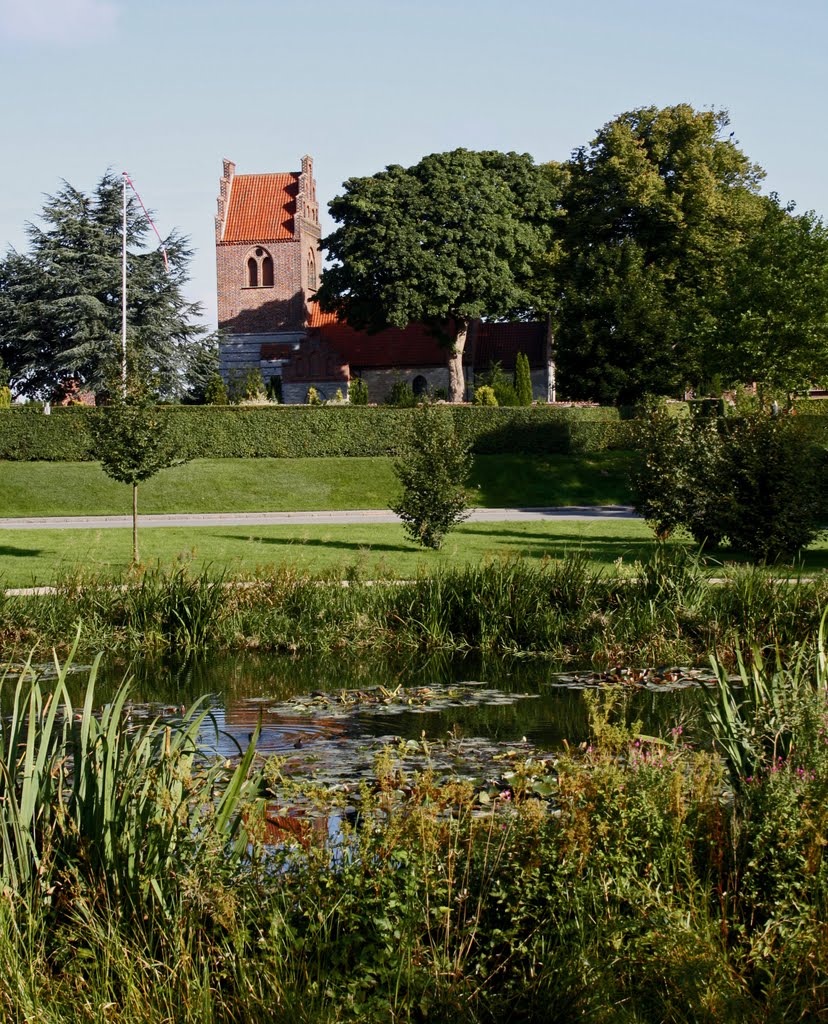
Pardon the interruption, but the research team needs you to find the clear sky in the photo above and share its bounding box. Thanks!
[1,0,826,329]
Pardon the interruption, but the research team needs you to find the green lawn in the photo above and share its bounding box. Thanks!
[0,453,636,518]
[0,520,655,587]
[2,519,827,589]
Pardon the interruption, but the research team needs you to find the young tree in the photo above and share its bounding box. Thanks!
[548,105,765,403]
[391,405,472,549]
[89,377,186,563]
[515,351,533,405]
[317,149,558,402]
[0,172,206,401]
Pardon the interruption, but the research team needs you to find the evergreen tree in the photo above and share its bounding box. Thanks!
[0,172,206,401]
[515,351,533,405]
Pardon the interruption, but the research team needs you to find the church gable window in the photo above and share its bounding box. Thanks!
[247,256,258,287]
[307,250,317,291]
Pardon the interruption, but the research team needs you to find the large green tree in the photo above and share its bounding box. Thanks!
[0,172,206,401]
[549,105,766,403]
[316,149,558,402]
[716,194,828,393]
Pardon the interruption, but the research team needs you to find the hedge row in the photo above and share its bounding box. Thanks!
[3,404,825,462]
[0,405,635,461]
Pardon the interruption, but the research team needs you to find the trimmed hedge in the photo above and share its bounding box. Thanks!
[3,404,825,462]
[0,405,635,461]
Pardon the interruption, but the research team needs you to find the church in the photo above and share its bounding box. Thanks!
[215,156,554,403]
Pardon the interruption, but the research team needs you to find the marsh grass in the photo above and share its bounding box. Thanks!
[0,644,827,1021]
[4,554,828,669]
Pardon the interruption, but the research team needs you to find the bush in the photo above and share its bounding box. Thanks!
[391,404,472,549]
[266,376,283,403]
[306,386,322,406]
[477,361,519,406]
[349,377,369,405]
[227,368,266,404]
[202,373,228,406]
[386,379,417,407]
[473,385,498,406]
[635,404,826,560]
[0,386,10,409]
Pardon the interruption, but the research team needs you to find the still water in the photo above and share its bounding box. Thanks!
[44,652,710,784]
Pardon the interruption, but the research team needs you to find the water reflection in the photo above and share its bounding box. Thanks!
[47,651,706,766]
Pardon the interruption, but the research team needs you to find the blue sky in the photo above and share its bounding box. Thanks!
[1,0,826,328]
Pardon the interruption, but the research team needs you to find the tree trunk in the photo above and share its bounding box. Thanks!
[448,319,470,403]
[132,483,139,564]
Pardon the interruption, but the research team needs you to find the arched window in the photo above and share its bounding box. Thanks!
[244,247,274,288]
[412,375,428,396]
[307,251,317,291]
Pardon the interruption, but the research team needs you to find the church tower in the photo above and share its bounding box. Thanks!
[215,155,321,383]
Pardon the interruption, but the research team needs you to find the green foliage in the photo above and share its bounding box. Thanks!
[0,403,649,461]
[634,405,826,559]
[391,404,472,548]
[0,386,9,409]
[472,384,498,406]
[549,104,766,403]
[89,377,189,560]
[202,372,228,406]
[349,376,369,405]
[318,148,560,400]
[305,385,321,406]
[477,360,519,406]
[386,379,418,407]
[227,367,266,404]
[0,172,206,401]
[515,351,533,405]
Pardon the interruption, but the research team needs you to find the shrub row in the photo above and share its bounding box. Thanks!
[0,405,636,460]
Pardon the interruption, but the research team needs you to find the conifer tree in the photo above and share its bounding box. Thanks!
[515,352,533,405]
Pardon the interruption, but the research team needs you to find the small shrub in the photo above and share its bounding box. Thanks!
[387,379,417,407]
[306,386,322,406]
[477,361,519,406]
[349,377,369,405]
[0,386,10,409]
[202,373,228,406]
[228,368,266,404]
[391,404,472,549]
[473,385,498,406]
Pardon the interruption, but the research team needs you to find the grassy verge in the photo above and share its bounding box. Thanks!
[1,647,826,1022]
[0,452,636,517]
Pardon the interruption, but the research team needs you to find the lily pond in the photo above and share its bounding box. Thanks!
[20,652,716,799]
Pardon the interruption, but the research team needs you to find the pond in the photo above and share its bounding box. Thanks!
[29,651,713,793]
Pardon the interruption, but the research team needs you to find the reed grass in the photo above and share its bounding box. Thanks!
[3,553,828,668]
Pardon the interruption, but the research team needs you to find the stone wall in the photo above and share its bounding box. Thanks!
[358,366,450,404]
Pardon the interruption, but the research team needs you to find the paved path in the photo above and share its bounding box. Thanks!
[0,506,638,530]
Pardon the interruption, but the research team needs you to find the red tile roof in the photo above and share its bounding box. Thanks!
[306,306,342,328]
[221,173,298,243]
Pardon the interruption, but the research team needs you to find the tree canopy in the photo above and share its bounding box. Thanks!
[0,172,207,401]
[316,149,558,401]
[548,104,769,404]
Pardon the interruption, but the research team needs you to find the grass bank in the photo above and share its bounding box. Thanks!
[0,452,636,517]
[1,647,826,1022]
[2,517,828,590]
[3,555,828,666]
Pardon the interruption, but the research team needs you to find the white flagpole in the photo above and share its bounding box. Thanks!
[121,171,128,395]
